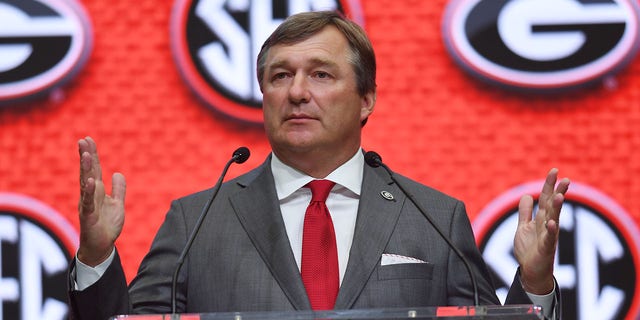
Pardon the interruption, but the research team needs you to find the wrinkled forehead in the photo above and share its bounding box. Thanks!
[264,26,353,66]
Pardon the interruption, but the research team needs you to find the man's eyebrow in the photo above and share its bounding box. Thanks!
[266,59,288,71]
[266,57,339,71]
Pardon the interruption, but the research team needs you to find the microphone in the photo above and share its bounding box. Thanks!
[170,147,250,315]
[364,151,480,306]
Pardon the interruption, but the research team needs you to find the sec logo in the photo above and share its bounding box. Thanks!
[0,192,79,320]
[170,0,364,124]
[0,0,93,103]
[473,181,640,320]
[442,0,640,92]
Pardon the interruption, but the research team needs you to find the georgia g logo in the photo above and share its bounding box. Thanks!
[442,0,640,92]
[170,0,364,124]
[0,0,93,104]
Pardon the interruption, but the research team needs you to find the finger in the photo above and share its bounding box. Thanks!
[544,177,569,222]
[86,136,103,182]
[79,139,89,185]
[555,177,570,195]
[79,150,90,188]
[79,136,103,182]
[79,146,94,214]
[541,211,560,252]
[78,137,89,156]
[538,168,559,205]
[78,137,102,216]
[517,194,534,227]
[79,177,96,215]
[546,192,566,222]
[545,219,559,235]
[111,173,127,204]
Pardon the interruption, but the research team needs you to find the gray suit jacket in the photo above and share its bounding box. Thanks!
[68,156,537,319]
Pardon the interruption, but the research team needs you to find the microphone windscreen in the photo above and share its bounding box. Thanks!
[364,151,382,168]
[233,147,251,164]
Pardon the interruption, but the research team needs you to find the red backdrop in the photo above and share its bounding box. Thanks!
[0,0,638,283]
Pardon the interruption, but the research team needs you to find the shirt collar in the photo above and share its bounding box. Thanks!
[271,150,364,200]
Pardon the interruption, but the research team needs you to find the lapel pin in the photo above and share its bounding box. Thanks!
[380,190,395,201]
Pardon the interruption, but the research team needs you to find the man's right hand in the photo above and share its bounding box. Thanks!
[77,136,126,267]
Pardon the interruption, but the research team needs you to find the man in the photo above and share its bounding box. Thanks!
[69,11,570,320]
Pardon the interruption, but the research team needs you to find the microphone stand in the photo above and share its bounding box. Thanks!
[170,147,250,317]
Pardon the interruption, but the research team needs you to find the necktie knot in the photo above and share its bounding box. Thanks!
[306,180,335,203]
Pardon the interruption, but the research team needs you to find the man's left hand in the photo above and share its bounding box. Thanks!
[514,168,570,295]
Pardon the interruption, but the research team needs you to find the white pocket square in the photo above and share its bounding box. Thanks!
[381,253,426,266]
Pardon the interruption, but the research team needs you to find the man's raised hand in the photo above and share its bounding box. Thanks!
[77,136,126,267]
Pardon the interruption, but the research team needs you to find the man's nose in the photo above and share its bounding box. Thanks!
[288,74,311,104]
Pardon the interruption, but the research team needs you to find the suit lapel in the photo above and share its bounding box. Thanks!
[335,165,405,309]
[229,159,311,310]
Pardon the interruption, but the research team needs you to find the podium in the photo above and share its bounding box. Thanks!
[110,305,543,319]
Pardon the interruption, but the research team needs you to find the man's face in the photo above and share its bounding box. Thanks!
[261,26,375,161]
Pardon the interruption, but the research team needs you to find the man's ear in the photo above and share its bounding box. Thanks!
[360,91,376,124]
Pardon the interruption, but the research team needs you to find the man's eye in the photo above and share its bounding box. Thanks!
[315,71,330,79]
[273,73,288,80]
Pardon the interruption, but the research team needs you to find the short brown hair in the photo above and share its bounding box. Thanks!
[256,11,377,97]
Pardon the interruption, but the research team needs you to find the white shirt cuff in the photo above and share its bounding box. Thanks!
[72,248,116,291]
[526,282,557,319]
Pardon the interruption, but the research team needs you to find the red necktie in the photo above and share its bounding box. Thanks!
[301,180,339,310]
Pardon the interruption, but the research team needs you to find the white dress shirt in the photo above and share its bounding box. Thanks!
[271,151,363,284]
